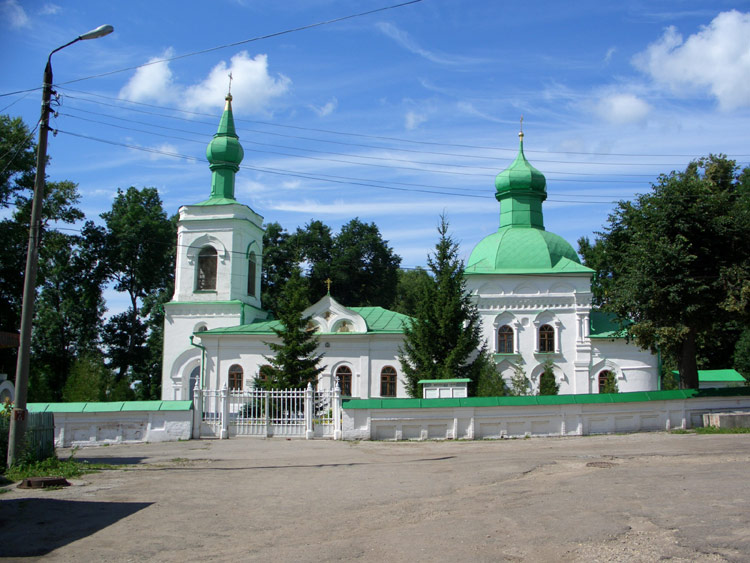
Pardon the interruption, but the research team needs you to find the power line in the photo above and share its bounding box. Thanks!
[0,0,423,97]
[57,87,750,160]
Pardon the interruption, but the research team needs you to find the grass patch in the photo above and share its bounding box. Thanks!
[669,429,693,434]
[0,487,10,494]
[3,456,117,482]
[695,426,750,434]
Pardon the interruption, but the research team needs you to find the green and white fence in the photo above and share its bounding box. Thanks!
[193,383,342,440]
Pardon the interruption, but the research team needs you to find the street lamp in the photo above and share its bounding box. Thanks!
[7,24,114,467]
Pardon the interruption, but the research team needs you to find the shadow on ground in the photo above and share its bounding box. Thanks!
[73,456,148,465]
[0,498,152,556]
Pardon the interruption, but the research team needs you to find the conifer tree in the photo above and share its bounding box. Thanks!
[509,362,530,396]
[538,360,560,395]
[263,269,324,389]
[600,371,619,394]
[399,216,486,397]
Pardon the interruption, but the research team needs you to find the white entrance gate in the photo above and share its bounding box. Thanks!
[193,383,342,440]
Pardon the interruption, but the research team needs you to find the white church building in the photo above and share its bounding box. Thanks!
[161,95,659,401]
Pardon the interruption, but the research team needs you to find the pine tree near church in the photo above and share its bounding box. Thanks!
[263,269,325,389]
[399,216,486,398]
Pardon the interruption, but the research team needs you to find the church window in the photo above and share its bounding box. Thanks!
[197,246,218,290]
[380,366,397,397]
[539,324,555,353]
[498,325,514,353]
[228,364,243,390]
[247,252,257,297]
[336,365,352,396]
[598,370,616,393]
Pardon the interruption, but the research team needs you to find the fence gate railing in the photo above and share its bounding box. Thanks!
[193,383,342,440]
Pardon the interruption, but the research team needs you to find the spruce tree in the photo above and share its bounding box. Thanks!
[399,216,486,397]
[600,371,619,394]
[264,270,324,389]
[538,360,560,395]
[509,362,530,396]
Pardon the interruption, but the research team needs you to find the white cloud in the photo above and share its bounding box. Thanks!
[604,47,616,64]
[148,143,179,160]
[594,93,651,124]
[376,22,487,66]
[2,0,29,28]
[39,3,61,16]
[309,97,338,117]
[119,50,289,114]
[119,49,176,103]
[182,51,290,113]
[405,110,427,130]
[633,10,750,110]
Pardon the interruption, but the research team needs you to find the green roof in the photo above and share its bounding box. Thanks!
[202,306,410,336]
[466,226,592,275]
[342,387,750,409]
[670,369,747,383]
[589,310,630,339]
[28,401,193,413]
[495,137,546,196]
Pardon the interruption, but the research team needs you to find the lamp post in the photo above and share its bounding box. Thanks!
[7,24,114,467]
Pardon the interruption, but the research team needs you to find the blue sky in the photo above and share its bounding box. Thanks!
[2,0,750,313]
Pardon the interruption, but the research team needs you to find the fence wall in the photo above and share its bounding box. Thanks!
[28,401,193,447]
[194,383,342,440]
[342,390,750,441]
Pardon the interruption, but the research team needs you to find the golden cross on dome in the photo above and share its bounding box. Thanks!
[519,115,524,140]
[228,72,233,95]
[325,278,332,294]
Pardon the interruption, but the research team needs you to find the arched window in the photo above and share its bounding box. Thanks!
[228,364,243,390]
[598,370,616,393]
[380,366,397,397]
[197,246,217,290]
[539,324,555,353]
[247,252,257,297]
[336,365,352,396]
[498,325,514,353]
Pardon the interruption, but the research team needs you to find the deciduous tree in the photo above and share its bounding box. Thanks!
[579,155,750,389]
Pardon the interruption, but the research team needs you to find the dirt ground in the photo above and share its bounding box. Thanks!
[1,432,749,562]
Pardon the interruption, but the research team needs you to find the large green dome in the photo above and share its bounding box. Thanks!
[466,130,592,275]
[466,226,591,274]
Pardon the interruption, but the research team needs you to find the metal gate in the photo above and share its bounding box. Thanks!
[193,383,341,439]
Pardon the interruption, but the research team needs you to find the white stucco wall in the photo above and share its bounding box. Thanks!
[466,272,658,393]
[193,332,407,399]
[49,410,193,447]
[343,395,750,441]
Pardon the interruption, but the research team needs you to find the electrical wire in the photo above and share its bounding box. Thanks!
[0,0,423,97]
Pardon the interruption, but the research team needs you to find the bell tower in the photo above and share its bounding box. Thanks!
[162,93,267,400]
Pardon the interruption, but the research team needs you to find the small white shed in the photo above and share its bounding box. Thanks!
[418,378,470,399]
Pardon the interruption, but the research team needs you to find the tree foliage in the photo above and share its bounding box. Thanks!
[579,155,750,389]
[508,362,530,396]
[100,187,176,396]
[538,361,559,395]
[262,270,325,389]
[261,218,401,315]
[398,216,486,398]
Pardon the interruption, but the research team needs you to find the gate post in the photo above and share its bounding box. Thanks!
[220,384,229,439]
[264,389,271,438]
[192,383,203,439]
[333,378,342,441]
[305,383,314,440]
